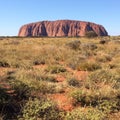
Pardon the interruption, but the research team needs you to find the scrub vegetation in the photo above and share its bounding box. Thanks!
[0,36,120,120]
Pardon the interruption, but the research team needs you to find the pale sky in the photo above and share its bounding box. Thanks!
[0,0,120,36]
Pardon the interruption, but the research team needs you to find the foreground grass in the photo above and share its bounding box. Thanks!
[0,36,120,120]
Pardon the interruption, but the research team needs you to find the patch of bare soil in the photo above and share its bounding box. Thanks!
[74,71,88,80]
[55,75,66,82]
[34,64,88,111]
[0,67,13,76]
[109,112,120,120]
[50,93,74,111]
[66,67,88,80]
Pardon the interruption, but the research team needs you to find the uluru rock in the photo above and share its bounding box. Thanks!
[18,20,108,37]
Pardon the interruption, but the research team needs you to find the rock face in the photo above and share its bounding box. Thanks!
[18,20,108,37]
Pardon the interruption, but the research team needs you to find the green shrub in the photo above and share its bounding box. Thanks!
[70,89,99,106]
[38,82,57,94]
[7,69,58,94]
[79,43,97,57]
[20,98,41,120]
[0,87,10,105]
[80,43,98,50]
[65,107,106,120]
[98,100,118,114]
[46,65,66,74]
[14,60,32,69]
[20,98,63,120]
[38,75,57,82]
[85,31,98,38]
[28,72,57,83]
[11,81,31,100]
[87,69,118,85]
[107,63,117,69]
[33,60,45,65]
[66,40,81,50]
[33,58,45,65]
[67,55,86,70]
[70,90,85,105]
[0,60,10,67]
[0,85,21,120]
[67,78,80,87]
[96,54,112,63]
[77,61,101,71]
[99,40,110,44]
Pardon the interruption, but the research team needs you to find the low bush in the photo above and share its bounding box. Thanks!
[85,31,98,38]
[14,60,33,69]
[98,100,118,114]
[0,60,10,67]
[33,60,45,65]
[46,65,66,74]
[67,55,86,70]
[28,71,57,83]
[11,81,31,100]
[80,43,98,50]
[19,98,63,120]
[99,40,110,44]
[77,61,101,71]
[39,75,57,82]
[38,82,57,94]
[70,89,99,106]
[65,107,106,120]
[66,40,81,50]
[79,43,97,57]
[0,87,10,105]
[0,84,22,119]
[96,54,112,63]
[67,78,80,87]
[86,69,118,85]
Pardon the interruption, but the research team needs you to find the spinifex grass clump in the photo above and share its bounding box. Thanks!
[76,61,101,71]
[95,54,112,63]
[67,78,80,87]
[86,69,119,86]
[0,60,10,67]
[66,40,81,50]
[70,89,100,106]
[46,65,66,74]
